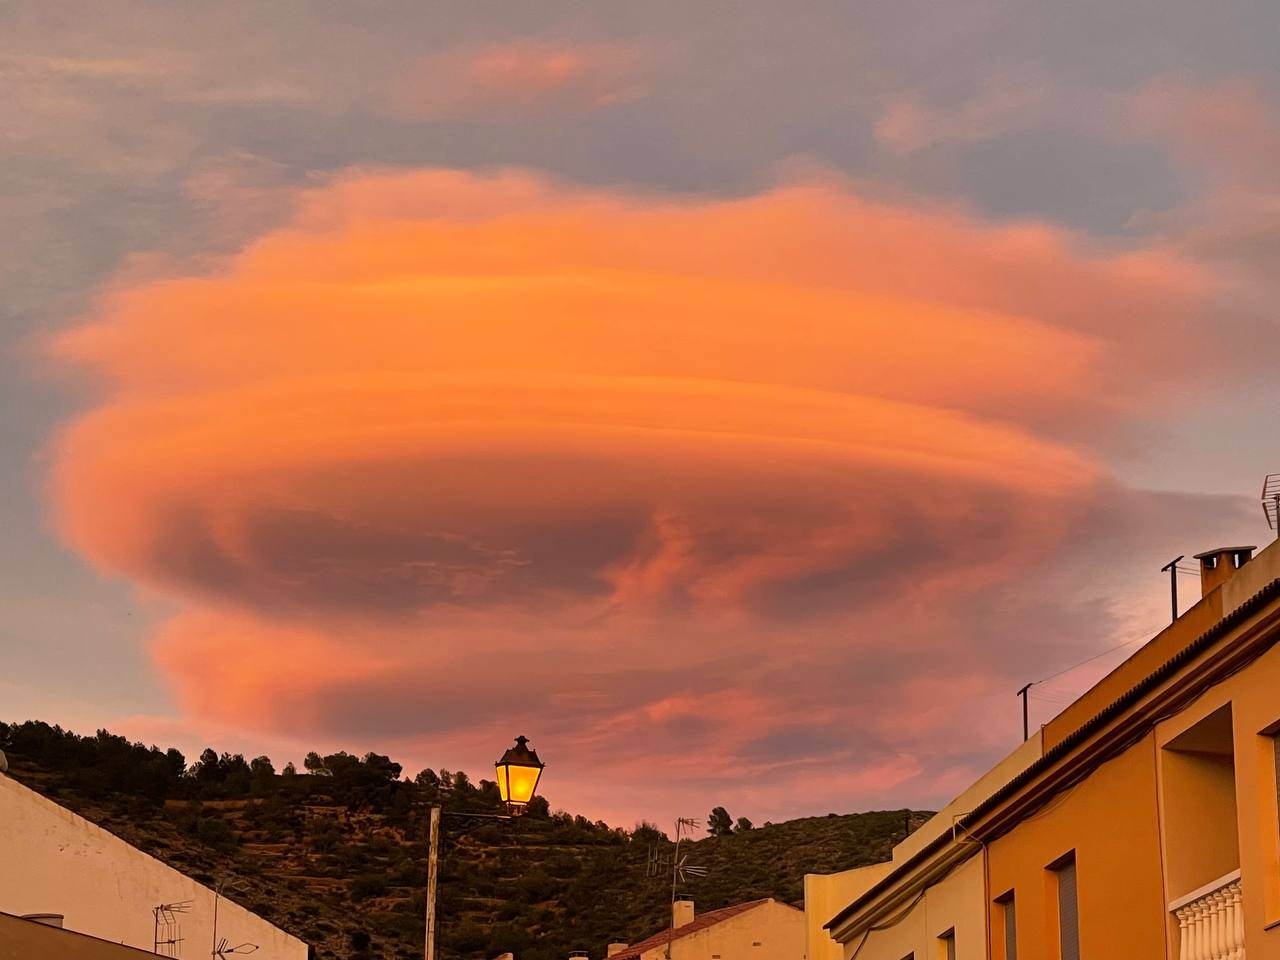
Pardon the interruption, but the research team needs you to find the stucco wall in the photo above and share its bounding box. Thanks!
[986,732,1167,960]
[640,900,805,960]
[804,864,894,960]
[1221,538,1280,617]
[834,853,985,960]
[1153,638,1280,959]
[0,773,307,959]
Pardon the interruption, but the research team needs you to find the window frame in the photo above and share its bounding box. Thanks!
[1048,851,1079,960]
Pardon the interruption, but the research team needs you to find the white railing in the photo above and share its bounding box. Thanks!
[1171,869,1244,960]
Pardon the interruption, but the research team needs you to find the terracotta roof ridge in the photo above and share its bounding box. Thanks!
[610,899,773,960]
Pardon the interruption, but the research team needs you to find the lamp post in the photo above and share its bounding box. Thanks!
[424,736,545,960]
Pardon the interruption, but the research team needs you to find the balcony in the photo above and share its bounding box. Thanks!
[1169,869,1243,960]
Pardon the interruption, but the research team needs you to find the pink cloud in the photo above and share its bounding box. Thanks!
[45,167,1232,822]
[388,41,646,119]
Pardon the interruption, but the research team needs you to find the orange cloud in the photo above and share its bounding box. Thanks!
[47,168,1218,820]
[388,41,646,119]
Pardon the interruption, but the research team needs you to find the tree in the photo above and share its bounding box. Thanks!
[735,816,754,832]
[632,821,668,845]
[249,755,276,795]
[707,807,733,836]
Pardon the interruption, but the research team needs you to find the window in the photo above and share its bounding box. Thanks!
[996,892,1017,960]
[1273,732,1280,836]
[1052,855,1079,960]
[937,928,955,960]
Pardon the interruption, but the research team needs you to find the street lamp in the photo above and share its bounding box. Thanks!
[424,737,545,960]
[494,735,544,816]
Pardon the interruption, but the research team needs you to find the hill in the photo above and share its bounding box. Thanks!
[0,720,930,960]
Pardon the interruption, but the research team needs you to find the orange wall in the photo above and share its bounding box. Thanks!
[1153,640,1280,959]
[986,733,1167,960]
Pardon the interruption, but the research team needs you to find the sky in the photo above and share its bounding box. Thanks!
[2,1,1280,828]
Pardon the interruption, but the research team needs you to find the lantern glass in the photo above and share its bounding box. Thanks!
[495,736,544,813]
[497,762,542,806]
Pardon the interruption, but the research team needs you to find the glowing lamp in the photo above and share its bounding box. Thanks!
[495,736,544,815]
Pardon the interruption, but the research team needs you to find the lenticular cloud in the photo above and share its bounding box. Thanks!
[48,168,1203,820]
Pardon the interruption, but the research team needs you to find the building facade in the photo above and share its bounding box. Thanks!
[808,736,1042,960]
[0,770,308,959]
[611,898,804,960]
[811,537,1280,960]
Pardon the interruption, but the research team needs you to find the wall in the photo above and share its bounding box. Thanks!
[1158,705,1239,900]
[1153,637,1280,960]
[804,864,894,960]
[1221,537,1280,616]
[641,900,805,960]
[836,854,986,960]
[985,733,1167,960]
[0,773,307,959]
[0,911,160,960]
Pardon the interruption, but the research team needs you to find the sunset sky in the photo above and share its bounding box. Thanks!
[3,2,1279,827]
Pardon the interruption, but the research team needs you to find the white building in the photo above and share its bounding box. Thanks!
[0,764,308,959]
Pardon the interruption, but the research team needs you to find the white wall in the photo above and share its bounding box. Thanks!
[0,773,307,959]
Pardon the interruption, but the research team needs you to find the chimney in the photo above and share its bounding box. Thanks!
[607,945,629,957]
[1193,546,1257,597]
[673,896,695,929]
[568,951,589,960]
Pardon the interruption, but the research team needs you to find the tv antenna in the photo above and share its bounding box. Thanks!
[1263,475,1280,538]
[214,938,259,957]
[152,900,191,957]
[211,878,256,959]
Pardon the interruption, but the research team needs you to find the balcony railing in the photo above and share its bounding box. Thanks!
[1170,869,1244,960]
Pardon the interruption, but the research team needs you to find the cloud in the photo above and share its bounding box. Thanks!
[1122,78,1280,288]
[47,167,1230,821]
[388,41,646,120]
[875,76,1049,154]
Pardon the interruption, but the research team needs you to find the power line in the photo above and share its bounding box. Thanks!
[1030,634,1145,686]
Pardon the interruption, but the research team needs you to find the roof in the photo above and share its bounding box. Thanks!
[610,900,773,960]
[1193,546,1257,559]
[825,574,1280,934]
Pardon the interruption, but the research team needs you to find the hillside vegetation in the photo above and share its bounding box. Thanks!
[0,721,930,960]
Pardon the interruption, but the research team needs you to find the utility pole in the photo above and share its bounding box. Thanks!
[424,805,441,960]
[1160,556,1184,624]
[1017,683,1032,741]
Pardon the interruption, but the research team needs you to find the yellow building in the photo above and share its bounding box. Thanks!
[807,736,1042,960]
[809,538,1280,960]
[610,898,804,960]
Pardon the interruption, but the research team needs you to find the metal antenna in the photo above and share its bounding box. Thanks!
[1016,683,1032,741]
[212,878,253,959]
[152,901,191,958]
[1263,475,1280,538]
[215,937,259,956]
[641,817,709,960]
[1160,556,1184,623]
